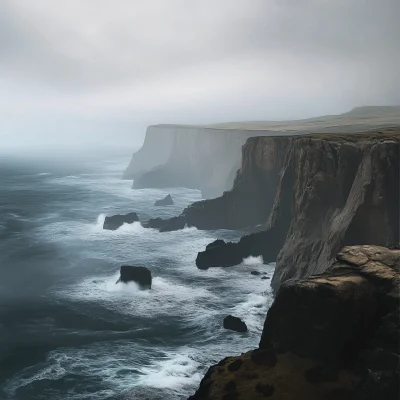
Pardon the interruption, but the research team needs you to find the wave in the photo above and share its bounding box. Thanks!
[242,255,264,265]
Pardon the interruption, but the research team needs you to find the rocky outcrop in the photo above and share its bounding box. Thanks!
[154,194,173,206]
[103,212,139,230]
[116,266,152,288]
[189,245,400,400]
[195,128,399,285]
[223,316,248,333]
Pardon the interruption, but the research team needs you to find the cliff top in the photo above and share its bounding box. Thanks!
[302,126,400,142]
[151,106,400,132]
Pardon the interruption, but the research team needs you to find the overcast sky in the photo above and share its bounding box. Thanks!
[0,0,399,152]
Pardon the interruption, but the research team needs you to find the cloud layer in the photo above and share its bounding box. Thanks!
[0,0,399,150]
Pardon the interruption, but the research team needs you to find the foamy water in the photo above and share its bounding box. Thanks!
[0,155,274,400]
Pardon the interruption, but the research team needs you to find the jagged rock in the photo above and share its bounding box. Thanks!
[189,245,400,400]
[159,216,186,232]
[196,229,285,270]
[223,316,248,333]
[145,217,166,229]
[103,212,139,230]
[154,194,173,206]
[116,266,152,289]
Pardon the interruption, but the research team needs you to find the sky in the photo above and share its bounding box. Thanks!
[0,0,399,152]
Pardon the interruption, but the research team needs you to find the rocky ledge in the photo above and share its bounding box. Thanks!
[189,245,400,400]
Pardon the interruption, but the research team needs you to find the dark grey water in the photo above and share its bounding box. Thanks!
[0,153,274,400]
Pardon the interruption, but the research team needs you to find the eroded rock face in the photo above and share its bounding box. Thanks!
[154,194,173,206]
[195,128,399,285]
[103,212,139,230]
[271,130,399,290]
[182,137,291,229]
[116,266,152,289]
[189,246,400,400]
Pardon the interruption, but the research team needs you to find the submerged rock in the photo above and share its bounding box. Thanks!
[116,266,152,289]
[103,212,139,230]
[223,315,248,333]
[154,194,174,206]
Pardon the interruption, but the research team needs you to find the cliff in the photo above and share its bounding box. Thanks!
[123,125,175,179]
[195,128,399,288]
[189,245,400,400]
[126,125,283,199]
[182,136,291,229]
[124,106,400,199]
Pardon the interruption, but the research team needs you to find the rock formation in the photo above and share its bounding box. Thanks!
[103,212,139,230]
[195,128,399,287]
[154,194,174,206]
[188,245,400,400]
[116,266,152,289]
[124,107,400,199]
[223,316,248,333]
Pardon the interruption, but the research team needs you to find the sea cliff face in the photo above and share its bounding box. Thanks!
[270,130,399,289]
[126,125,273,198]
[194,128,400,288]
[123,125,176,179]
[189,245,400,400]
[182,136,291,229]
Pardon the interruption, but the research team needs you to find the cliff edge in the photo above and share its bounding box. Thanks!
[124,107,400,199]
[195,128,399,290]
[189,245,400,400]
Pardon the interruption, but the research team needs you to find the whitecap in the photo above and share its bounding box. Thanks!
[242,255,264,265]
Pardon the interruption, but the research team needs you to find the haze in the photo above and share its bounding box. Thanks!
[0,0,399,153]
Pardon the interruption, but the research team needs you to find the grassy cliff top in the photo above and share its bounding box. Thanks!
[152,106,400,132]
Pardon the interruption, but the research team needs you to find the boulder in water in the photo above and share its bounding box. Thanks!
[103,212,139,230]
[154,194,174,206]
[145,217,166,229]
[223,315,248,333]
[116,266,152,289]
[159,216,186,232]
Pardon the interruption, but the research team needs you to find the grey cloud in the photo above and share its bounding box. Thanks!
[0,0,399,151]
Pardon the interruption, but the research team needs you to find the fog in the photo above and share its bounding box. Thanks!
[0,0,399,153]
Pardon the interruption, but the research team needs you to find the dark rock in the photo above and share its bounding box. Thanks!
[250,349,277,368]
[223,316,247,333]
[224,380,236,392]
[189,245,400,400]
[305,365,338,384]
[103,212,139,230]
[196,227,287,270]
[145,217,165,229]
[261,276,270,280]
[159,216,186,232]
[251,271,261,275]
[222,392,239,400]
[116,266,152,289]
[227,359,243,372]
[255,383,275,397]
[154,194,173,206]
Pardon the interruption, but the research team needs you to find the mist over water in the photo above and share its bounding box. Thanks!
[0,152,274,399]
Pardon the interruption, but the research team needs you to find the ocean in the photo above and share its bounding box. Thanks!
[0,152,274,400]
